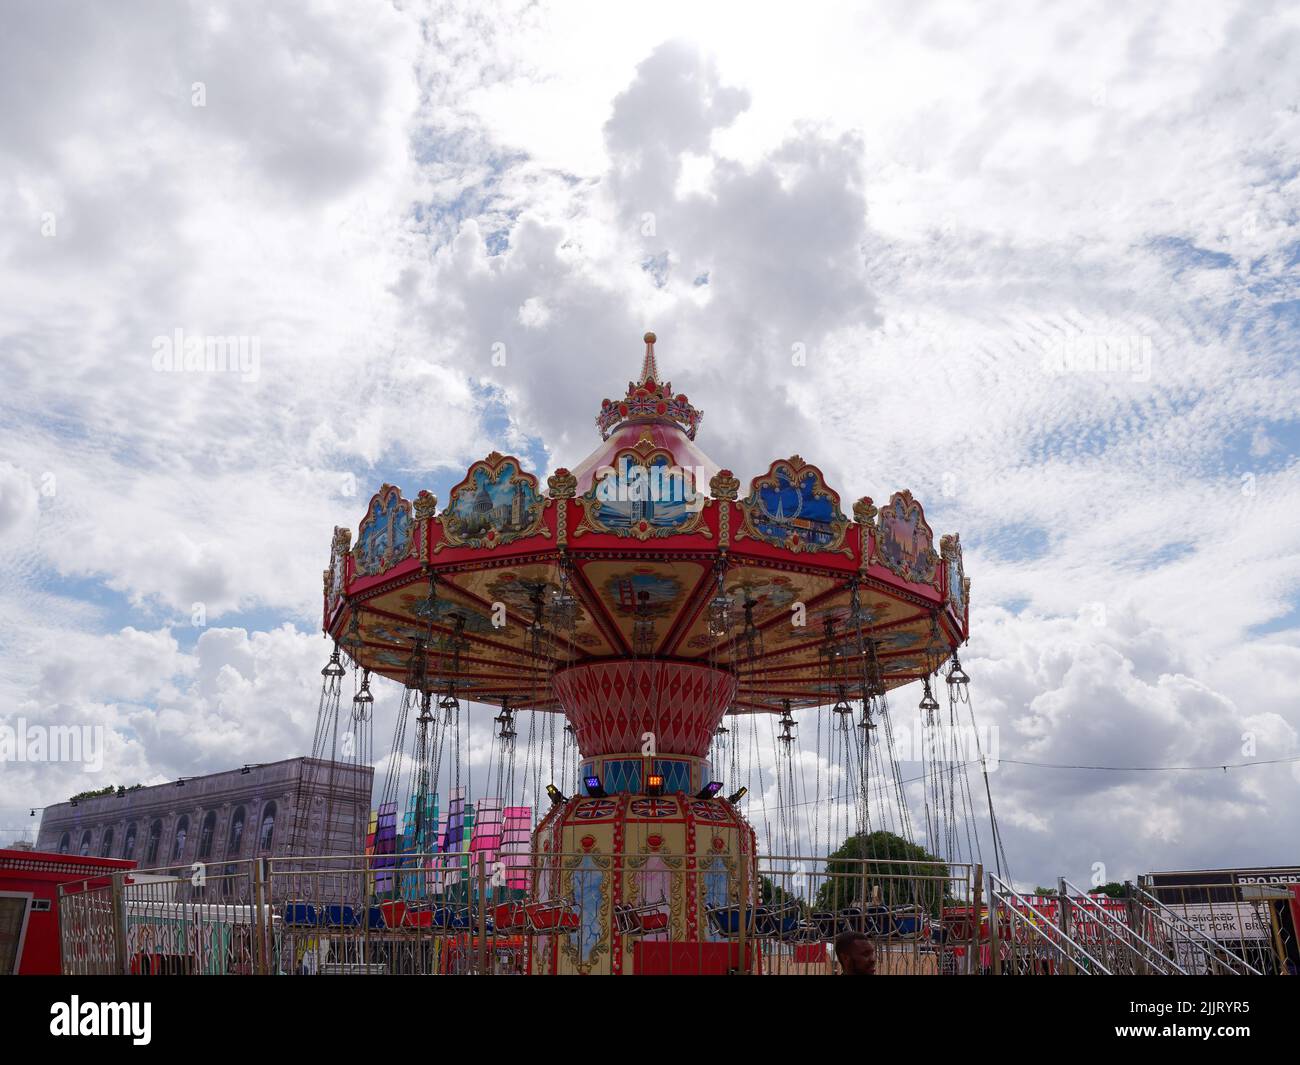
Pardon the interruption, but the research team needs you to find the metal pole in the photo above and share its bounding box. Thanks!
[988,874,1001,975]
[1122,881,1148,974]
[968,864,983,976]
[253,858,269,976]
[477,851,489,974]
[361,862,370,973]
[1267,900,1286,975]
[1057,876,1073,975]
[57,884,69,976]
[736,836,749,974]
[110,871,129,975]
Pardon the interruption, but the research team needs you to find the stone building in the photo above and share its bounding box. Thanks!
[35,757,372,888]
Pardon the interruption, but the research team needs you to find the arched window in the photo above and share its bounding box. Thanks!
[227,807,246,857]
[258,802,277,852]
[58,832,70,855]
[78,830,92,856]
[145,820,162,865]
[100,827,115,858]
[171,816,189,862]
[123,823,138,862]
[197,811,217,861]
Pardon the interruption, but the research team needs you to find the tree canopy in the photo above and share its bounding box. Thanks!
[68,783,144,803]
[814,831,949,914]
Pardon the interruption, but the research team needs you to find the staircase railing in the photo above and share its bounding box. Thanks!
[1058,879,1185,975]
[987,875,1110,975]
[1128,881,1263,976]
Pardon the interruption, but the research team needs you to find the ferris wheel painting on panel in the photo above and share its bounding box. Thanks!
[313,330,1003,974]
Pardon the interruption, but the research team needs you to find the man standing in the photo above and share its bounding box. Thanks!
[834,931,878,975]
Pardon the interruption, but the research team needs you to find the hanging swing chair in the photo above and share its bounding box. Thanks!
[522,897,582,934]
[613,899,670,937]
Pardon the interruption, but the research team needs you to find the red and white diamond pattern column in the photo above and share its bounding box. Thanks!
[551,660,737,759]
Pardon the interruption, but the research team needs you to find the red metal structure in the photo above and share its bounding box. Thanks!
[0,848,135,975]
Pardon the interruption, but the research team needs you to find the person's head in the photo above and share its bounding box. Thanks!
[834,931,877,975]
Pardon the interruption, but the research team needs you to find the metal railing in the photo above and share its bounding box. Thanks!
[61,857,1281,976]
[1057,879,1186,975]
[58,851,981,976]
[1130,881,1267,976]
[60,861,272,975]
[987,875,1111,975]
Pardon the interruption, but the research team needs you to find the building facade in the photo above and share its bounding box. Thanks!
[35,757,372,880]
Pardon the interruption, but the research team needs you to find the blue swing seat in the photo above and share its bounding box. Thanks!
[704,905,756,937]
[321,904,360,927]
[755,903,803,940]
[283,902,319,927]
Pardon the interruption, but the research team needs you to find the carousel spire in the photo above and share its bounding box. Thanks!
[641,331,658,385]
[594,330,704,440]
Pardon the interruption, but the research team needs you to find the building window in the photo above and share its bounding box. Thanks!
[258,802,277,852]
[171,816,189,862]
[227,807,246,858]
[100,827,115,858]
[123,823,137,862]
[58,832,70,855]
[79,830,92,856]
[197,811,217,861]
[145,820,162,865]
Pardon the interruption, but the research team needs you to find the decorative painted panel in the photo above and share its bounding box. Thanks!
[941,532,969,620]
[436,452,547,551]
[574,443,710,540]
[876,490,940,586]
[325,525,350,615]
[737,456,850,554]
[354,486,414,577]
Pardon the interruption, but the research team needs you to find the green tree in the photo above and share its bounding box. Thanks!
[814,831,949,914]
[760,875,807,914]
[68,783,143,803]
[69,785,116,802]
[1089,882,1127,899]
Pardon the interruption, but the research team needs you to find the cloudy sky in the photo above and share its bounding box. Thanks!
[1,0,1297,888]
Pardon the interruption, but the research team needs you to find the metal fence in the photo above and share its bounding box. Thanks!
[1132,879,1278,976]
[980,876,1274,976]
[58,852,982,975]
[61,857,1283,975]
[987,874,1113,975]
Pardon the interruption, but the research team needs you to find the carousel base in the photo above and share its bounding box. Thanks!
[528,789,759,975]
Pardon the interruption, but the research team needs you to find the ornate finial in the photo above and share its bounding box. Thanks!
[710,469,740,501]
[641,331,658,384]
[547,467,577,499]
[595,330,703,440]
[853,496,878,527]
[413,490,438,521]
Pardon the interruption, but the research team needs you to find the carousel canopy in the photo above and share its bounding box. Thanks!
[323,332,969,714]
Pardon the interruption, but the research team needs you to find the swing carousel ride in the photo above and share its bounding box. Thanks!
[311,332,1006,974]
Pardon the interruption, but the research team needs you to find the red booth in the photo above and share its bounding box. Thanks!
[0,848,136,975]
